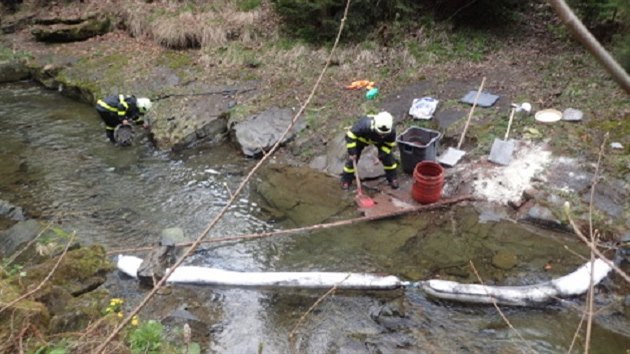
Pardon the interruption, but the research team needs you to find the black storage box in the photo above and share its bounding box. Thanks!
[396,127,442,174]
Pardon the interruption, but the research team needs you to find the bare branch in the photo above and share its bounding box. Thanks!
[548,0,630,93]
[288,274,350,353]
[93,1,355,352]
[563,132,629,284]
[4,222,53,267]
[0,233,75,314]
[469,261,536,354]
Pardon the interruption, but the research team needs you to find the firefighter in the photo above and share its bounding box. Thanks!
[95,94,152,143]
[341,111,399,190]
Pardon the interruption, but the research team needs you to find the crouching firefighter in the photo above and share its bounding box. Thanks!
[341,111,399,190]
[96,95,152,144]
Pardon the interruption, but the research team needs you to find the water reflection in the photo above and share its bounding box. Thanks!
[0,82,270,249]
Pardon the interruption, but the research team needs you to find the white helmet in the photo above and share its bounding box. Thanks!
[373,111,393,134]
[137,97,152,114]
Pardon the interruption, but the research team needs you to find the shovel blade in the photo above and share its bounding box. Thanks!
[488,138,514,166]
[438,147,466,167]
[355,194,375,208]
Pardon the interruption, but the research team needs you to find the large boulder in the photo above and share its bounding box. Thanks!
[232,107,306,157]
[0,59,30,83]
[149,95,231,150]
[0,219,45,258]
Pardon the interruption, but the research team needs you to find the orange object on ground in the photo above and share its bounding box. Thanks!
[345,80,375,90]
[353,159,375,209]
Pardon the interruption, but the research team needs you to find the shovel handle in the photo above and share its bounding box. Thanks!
[457,77,486,149]
[505,107,516,140]
[352,158,363,195]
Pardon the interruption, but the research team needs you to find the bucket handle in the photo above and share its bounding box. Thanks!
[402,144,415,153]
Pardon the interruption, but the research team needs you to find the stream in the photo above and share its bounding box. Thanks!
[1,82,628,353]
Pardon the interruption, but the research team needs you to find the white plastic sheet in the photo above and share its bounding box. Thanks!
[409,97,438,120]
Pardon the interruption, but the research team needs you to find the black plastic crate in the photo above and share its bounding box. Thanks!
[396,127,442,174]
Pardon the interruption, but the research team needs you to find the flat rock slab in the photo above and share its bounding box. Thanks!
[460,90,500,107]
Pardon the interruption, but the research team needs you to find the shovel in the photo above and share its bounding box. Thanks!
[352,159,375,208]
[438,77,486,167]
[488,107,516,165]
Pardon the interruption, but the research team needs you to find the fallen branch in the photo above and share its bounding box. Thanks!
[153,87,255,101]
[106,194,474,255]
[549,0,630,93]
[94,1,354,352]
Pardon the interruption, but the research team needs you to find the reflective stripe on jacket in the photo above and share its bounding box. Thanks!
[345,116,396,156]
[97,95,130,116]
[97,94,142,121]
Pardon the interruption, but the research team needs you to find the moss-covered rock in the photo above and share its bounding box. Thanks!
[17,245,114,296]
[0,59,31,83]
[0,279,51,348]
[31,15,111,43]
[48,289,109,334]
[253,164,349,226]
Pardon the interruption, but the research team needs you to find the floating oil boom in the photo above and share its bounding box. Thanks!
[117,255,611,307]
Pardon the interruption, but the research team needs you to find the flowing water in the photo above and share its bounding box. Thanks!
[1,82,628,354]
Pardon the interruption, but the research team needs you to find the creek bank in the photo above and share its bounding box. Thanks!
[0,219,222,352]
[0,220,114,352]
[1,8,627,240]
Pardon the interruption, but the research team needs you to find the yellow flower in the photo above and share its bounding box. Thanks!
[117,312,123,318]
[131,315,139,326]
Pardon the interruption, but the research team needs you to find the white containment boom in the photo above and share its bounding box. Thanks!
[419,258,612,306]
[117,255,404,290]
[117,255,612,306]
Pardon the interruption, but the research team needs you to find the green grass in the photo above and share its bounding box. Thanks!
[0,44,32,61]
[157,51,193,70]
[237,0,261,12]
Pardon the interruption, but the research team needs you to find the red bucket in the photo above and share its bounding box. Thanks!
[411,161,444,204]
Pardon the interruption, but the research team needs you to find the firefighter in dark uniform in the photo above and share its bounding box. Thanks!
[95,95,152,143]
[341,111,399,190]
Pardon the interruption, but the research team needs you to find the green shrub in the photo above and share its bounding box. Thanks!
[567,0,629,71]
[614,33,630,72]
[433,0,525,28]
[567,0,622,29]
[271,0,425,43]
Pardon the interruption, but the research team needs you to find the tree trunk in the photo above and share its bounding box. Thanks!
[548,0,630,94]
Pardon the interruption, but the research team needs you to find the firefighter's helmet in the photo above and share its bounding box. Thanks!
[137,97,152,114]
[373,111,393,134]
